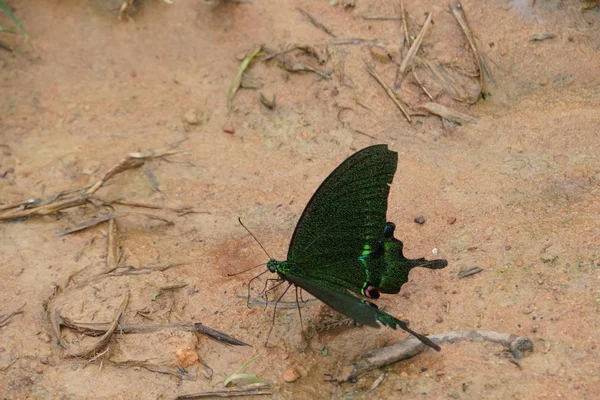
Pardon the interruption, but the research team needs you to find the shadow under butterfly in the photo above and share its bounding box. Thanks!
[248,144,447,351]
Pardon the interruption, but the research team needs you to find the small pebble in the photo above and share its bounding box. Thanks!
[40,357,49,365]
[183,109,199,125]
[175,348,199,368]
[38,332,52,343]
[447,216,456,225]
[515,259,524,267]
[414,215,426,224]
[283,367,301,383]
[223,121,235,134]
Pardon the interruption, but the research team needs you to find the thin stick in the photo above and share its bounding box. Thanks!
[297,8,337,37]
[399,0,410,51]
[361,15,400,21]
[328,38,377,46]
[0,195,91,220]
[0,303,26,327]
[0,199,39,212]
[449,2,487,103]
[335,331,534,381]
[394,0,411,89]
[64,292,130,358]
[106,218,119,270]
[411,69,435,100]
[174,383,272,399]
[86,148,180,195]
[399,12,433,77]
[52,213,125,237]
[59,318,249,346]
[365,64,412,122]
[336,106,378,140]
[421,102,478,124]
[110,200,208,216]
[64,264,182,293]
[0,148,181,221]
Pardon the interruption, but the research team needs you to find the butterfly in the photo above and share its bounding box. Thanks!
[263,144,447,351]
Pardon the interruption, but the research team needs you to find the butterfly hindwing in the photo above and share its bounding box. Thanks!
[375,222,448,294]
[283,272,440,351]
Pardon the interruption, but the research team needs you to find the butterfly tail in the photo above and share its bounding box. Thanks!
[376,311,441,351]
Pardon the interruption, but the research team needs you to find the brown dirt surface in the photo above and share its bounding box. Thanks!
[1,0,599,399]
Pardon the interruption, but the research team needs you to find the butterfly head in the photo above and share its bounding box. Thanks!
[266,259,278,273]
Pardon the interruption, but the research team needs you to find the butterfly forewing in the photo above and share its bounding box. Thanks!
[286,145,398,294]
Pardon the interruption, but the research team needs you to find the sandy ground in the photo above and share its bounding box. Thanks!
[1,0,599,399]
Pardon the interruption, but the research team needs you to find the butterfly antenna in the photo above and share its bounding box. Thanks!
[265,283,293,346]
[238,217,272,259]
[227,262,266,277]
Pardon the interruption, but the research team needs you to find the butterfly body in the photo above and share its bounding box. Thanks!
[261,145,447,351]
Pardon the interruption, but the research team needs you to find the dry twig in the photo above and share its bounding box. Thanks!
[0,303,26,327]
[64,292,130,358]
[365,64,412,122]
[336,331,533,381]
[449,2,488,103]
[52,213,125,237]
[0,148,181,222]
[399,12,433,77]
[174,383,272,399]
[297,8,336,37]
[107,217,119,269]
[421,102,478,124]
[361,15,400,21]
[59,318,249,346]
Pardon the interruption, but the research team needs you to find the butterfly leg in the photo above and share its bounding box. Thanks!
[246,269,271,308]
[265,282,293,346]
[261,278,287,308]
[295,286,304,332]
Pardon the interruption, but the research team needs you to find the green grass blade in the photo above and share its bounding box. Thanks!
[0,1,29,42]
[224,355,261,387]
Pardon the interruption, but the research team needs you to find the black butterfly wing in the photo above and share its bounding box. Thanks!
[284,271,440,351]
[287,145,398,294]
